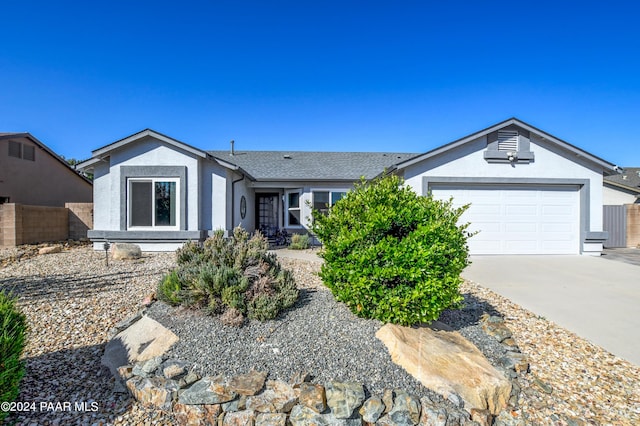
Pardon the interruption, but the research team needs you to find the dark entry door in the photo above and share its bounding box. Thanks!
[256,193,279,236]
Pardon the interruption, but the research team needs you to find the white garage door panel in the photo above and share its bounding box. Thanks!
[431,185,579,254]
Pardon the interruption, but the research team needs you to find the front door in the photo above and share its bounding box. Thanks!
[256,193,279,237]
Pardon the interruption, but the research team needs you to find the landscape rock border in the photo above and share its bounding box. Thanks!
[107,306,544,425]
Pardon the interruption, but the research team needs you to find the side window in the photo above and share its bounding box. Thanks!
[287,191,302,226]
[23,145,35,161]
[8,141,21,158]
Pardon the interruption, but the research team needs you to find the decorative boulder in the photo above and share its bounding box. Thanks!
[376,323,511,415]
[111,243,142,260]
[39,245,62,255]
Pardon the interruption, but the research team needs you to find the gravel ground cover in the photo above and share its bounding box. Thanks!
[0,245,638,425]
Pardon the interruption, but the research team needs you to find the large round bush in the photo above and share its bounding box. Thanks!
[311,175,471,326]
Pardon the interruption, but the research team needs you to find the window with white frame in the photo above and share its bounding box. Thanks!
[128,178,179,229]
[312,190,347,215]
[286,190,302,227]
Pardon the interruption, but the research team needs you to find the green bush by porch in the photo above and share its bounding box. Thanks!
[311,175,471,326]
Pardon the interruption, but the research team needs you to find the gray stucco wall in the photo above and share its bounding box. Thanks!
[93,136,201,232]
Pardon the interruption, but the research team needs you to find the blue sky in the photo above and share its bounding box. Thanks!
[2,1,639,166]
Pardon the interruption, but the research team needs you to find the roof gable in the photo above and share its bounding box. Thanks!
[393,118,619,174]
[0,132,92,185]
[91,129,208,159]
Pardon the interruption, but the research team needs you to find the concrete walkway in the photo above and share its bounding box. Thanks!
[462,255,640,366]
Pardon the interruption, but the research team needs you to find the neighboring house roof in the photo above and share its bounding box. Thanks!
[208,150,418,181]
[390,117,620,174]
[0,132,92,185]
[604,167,640,195]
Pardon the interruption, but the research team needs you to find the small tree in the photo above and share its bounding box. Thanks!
[311,175,471,326]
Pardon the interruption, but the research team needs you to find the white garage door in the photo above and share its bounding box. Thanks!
[430,185,580,255]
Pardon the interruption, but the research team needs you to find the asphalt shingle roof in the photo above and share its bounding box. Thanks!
[604,167,640,192]
[207,150,418,181]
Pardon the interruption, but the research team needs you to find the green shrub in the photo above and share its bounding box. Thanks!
[0,291,28,423]
[311,175,471,326]
[157,270,183,306]
[158,227,299,323]
[289,233,310,250]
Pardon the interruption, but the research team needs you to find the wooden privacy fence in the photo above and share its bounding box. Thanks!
[603,204,640,248]
[0,203,93,247]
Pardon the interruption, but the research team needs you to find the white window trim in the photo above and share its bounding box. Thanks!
[127,177,180,230]
[311,188,348,212]
[285,189,303,228]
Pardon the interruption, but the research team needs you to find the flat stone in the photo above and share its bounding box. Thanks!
[382,389,395,414]
[229,370,268,396]
[39,245,62,255]
[173,403,222,426]
[532,376,553,394]
[289,404,361,426]
[255,412,287,426]
[161,359,189,379]
[179,371,201,389]
[222,395,247,412]
[505,351,530,374]
[359,396,385,423]
[111,242,142,260]
[289,404,330,426]
[493,409,526,426]
[246,380,297,413]
[324,381,365,419]
[179,376,238,405]
[132,356,163,378]
[376,323,511,415]
[482,322,513,343]
[419,397,448,426]
[222,409,255,426]
[126,376,179,411]
[298,383,327,413]
[387,390,421,425]
[102,315,178,378]
[289,371,312,388]
[501,338,519,351]
[117,365,134,381]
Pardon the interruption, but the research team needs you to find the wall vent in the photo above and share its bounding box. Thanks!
[497,130,519,152]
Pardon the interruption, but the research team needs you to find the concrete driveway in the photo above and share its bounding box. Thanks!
[462,255,640,366]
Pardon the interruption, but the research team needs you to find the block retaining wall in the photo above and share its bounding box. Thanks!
[0,203,93,247]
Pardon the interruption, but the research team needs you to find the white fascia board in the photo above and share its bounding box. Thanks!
[92,129,207,158]
[513,121,619,173]
[395,118,619,173]
[211,156,256,181]
[394,118,520,169]
[76,156,105,171]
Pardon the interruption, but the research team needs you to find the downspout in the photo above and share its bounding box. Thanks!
[231,173,245,229]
